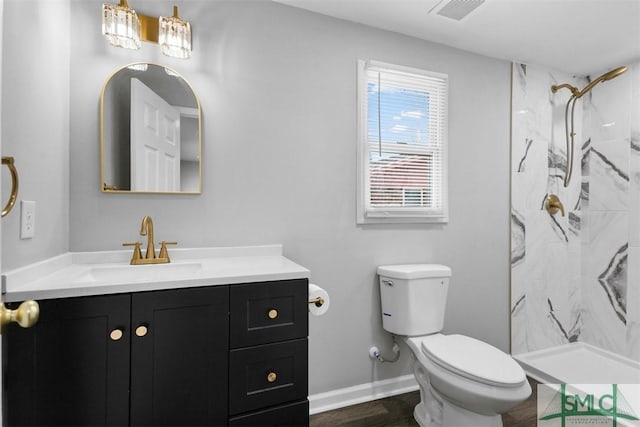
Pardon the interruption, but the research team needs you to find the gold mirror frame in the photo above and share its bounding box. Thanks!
[100,62,202,194]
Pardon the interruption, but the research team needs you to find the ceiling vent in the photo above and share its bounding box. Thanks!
[430,0,485,21]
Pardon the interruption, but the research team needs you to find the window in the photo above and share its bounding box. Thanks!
[357,60,448,224]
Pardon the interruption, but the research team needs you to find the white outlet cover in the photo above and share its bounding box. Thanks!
[20,200,35,239]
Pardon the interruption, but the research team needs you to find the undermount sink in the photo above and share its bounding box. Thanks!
[2,245,311,302]
[79,262,203,284]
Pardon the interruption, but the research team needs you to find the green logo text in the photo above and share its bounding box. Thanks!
[540,384,639,426]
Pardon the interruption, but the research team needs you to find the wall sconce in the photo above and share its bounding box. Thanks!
[102,0,192,59]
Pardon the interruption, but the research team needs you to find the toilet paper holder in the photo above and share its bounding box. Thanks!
[308,297,325,307]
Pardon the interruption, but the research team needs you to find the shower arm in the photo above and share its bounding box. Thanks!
[551,83,580,97]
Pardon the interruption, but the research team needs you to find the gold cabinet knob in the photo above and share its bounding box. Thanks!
[110,328,124,341]
[135,325,148,337]
[0,300,39,329]
[267,372,277,383]
[268,309,278,319]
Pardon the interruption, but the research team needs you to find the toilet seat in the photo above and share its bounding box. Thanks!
[421,334,526,388]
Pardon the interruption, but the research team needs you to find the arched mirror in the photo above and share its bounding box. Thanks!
[100,63,202,194]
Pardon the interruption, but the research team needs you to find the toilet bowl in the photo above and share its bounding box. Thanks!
[377,264,531,427]
[404,335,531,426]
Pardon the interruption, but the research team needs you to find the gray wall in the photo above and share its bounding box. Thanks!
[2,0,70,270]
[3,0,511,395]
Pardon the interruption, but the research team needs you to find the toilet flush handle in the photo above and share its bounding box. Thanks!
[381,279,393,286]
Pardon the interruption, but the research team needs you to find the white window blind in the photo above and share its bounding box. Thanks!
[357,60,448,224]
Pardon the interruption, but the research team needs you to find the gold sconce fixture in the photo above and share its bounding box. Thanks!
[102,0,192,59]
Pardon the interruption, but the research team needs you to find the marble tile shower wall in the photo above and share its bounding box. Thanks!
[510,62,640,362]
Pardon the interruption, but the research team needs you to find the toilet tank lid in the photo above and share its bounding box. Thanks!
[377,264,451,279]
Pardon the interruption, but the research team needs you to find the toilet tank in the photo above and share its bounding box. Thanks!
[377,264,451,336]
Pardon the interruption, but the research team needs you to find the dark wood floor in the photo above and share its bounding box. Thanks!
[310,377,539,427]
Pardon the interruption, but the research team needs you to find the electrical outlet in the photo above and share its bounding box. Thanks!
[20,200,35,239]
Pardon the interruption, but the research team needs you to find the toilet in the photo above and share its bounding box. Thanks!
[377,264,531,427]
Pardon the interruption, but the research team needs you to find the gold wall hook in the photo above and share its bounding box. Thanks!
[546,194,565,216]
[0,300,39,331]
[1,156,19,217]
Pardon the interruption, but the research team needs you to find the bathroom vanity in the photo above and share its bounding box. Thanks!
[2,245,310,427]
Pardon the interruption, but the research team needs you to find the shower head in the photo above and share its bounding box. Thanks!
[576,65,628,98]
[550,65,628,99]
[600,66,628,81]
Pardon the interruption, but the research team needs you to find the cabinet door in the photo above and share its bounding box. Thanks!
[3,294,131,426]
[130,286,229,426]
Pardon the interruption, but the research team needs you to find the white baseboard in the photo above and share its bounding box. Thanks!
[309,374,419,415]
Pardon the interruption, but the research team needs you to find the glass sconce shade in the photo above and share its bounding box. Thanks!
[159,7,192,59]
[127,63,149,72]
[102,1,141,50]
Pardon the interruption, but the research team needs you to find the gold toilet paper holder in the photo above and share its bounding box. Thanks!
[308,297,325,307]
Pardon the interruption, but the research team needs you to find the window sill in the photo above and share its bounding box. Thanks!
[356,214,448,225]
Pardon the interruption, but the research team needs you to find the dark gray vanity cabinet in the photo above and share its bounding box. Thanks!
[228,279,309,426]
[3,279,309,427]
[3,293,132,426]
[3,286,230,427]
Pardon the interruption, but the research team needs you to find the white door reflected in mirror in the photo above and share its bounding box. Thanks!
[100,63,202,194]
[131,78,181,192]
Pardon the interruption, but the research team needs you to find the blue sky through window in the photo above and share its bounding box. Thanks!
[367,81,430,146]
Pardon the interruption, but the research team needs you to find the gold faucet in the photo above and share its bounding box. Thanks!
[140,215,156,260]
[123,215,177,265]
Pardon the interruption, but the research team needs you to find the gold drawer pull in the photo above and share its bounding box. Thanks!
[110,328,124,341]
[135,325,148,337]
[267,372,277,383]
[0,300,39,329]
[268,309,278,319]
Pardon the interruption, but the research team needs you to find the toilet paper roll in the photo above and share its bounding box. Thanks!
[308,283,330,316]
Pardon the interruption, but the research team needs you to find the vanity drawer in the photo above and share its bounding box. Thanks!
[230,279,308,348]
[228,399,309,426]
[229,338,308,415]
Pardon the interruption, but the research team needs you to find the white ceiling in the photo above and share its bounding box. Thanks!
[273,0,640,75]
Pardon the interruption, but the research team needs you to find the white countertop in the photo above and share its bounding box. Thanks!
[2,245,310,302]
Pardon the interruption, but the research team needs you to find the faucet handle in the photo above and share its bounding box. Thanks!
[123,242,143,264]
[546,194,565,216]
[159,241,177,261]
